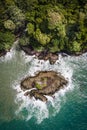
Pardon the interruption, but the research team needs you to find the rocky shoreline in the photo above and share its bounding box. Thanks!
[20,45,59,64]
[20,45,87,65]
[0,43,87,64]
[21,71,68,102]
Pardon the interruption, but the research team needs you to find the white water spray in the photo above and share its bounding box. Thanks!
[0,43,87,124]
[13,52,73,124]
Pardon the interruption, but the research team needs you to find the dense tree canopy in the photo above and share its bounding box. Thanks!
[0,0,87,54]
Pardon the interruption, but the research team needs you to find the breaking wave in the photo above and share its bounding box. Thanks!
[13,52,73,124]
[0,42,87,125]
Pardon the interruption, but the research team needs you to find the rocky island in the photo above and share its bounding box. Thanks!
[21,71,68,102]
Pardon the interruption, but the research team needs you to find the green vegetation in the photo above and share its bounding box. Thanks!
[34,29,51,45]
[0,0,87,54]
[0,32,15,50]
[4,20,16,30]
[27,23,34,35]
[35,83,42,90]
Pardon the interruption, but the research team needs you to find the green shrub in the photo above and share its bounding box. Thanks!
[0,31,15,50]
[25,12,35,22]
[72,41,81,52]
[56,24,66,37]
[35,83,42,90]
[19,36,29,46]
[34,29,51,45]
[8,5,25,23]
[27,23,34,35]
[47,7,66,30]
[4,20,16,30]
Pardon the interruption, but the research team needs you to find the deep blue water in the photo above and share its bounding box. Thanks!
[0,48,87,130]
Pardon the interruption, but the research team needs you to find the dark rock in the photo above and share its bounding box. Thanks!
[24,91,30,96]
[34,92,47,102]
[0,50,7,57]
[20,45,36,55]
[49,53,58,64]
[35,52,41,57]
[38,52,58,64]
[29,90,47,102]
[20,45,58,64]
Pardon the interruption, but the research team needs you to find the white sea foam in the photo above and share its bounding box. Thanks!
[0,49,15,63]
[12,52,74,124]
[0,41,87,124]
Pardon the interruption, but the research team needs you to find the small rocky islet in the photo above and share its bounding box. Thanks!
[21,71,68,102]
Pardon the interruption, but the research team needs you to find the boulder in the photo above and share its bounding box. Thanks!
[37,52,58,64]
[49,53,58,64]
[20,45,36,55]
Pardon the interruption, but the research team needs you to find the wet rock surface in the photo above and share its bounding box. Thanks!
[20,45,58,64]
[21,71,68,102]
[0,50,7,57]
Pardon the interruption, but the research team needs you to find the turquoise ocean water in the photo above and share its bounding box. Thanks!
[0,44,87,130]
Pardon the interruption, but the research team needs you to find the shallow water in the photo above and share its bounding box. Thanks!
[0,45,87,130]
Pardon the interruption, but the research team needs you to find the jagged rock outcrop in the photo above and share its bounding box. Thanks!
[20,45,58,64]
[21,71,68,102]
